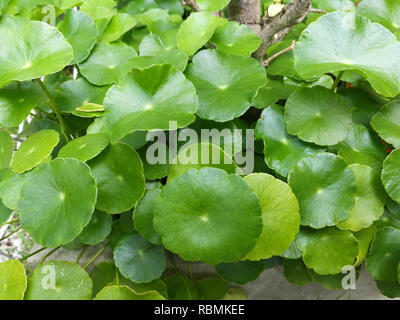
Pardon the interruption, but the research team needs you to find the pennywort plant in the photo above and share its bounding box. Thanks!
[0,0,400,300]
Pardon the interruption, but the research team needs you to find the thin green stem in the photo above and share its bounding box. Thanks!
[331,71,345,92]
[76,245,88,264]
[0,226,22,242]
[186,261,193,280]
[36,79,71,140]
[83,242,108,270]
[39,247,60,265]
[0,219,19,228]
[19,247,47,261]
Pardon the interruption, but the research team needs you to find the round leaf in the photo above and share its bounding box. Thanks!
[197,0,230,12]
[0,15,73,87]
[243,173,300,261]
[382,149,400,204]
[337,164,386,232]
[366,227,400,282]
[0,171,26,210]
[79,210,113,245]
[255,105,324,177]
[100,13,137,43]
[288,153,356,228]
[0,260,27,300]
[186,49,265,122]
[88,143,145,214]
[58,133,109,162]
[113,234,166,283]
[196,278,229,300]
[371,101,400,149]
[25,261,93,300]
[283,259,311,286]
[94,285,165,300]
[78,42,137,86]
[284,86,352,146]
[214,261,265,285]
[11,129,60,174]
[153,167,262,265]
[294,11,400,97]
[18,158,97,247]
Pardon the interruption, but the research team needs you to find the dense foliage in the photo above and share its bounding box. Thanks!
[0,0,400,300]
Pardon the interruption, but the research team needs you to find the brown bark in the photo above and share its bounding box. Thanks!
[228,0,261,34]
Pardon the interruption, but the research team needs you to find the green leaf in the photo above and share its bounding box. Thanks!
[358,0,400,38]
[94,285,165,300]
[0,260,27,300]
[78,42,137,86]
[337,164,386,232]
[133,189,162,245]
[80,0,116,21]
[58,9,98,64]
[294,11,400,97]
[382,149,400,204]
[25,261,93,300]
[100,64,197,142]
[338,123,387,172]
[58,133,109,162]
[371,101,400,149]
[79,210,113,245]
[124,0,158,14]
[295,228,359,275]
[255,105,324,177]
[211,21,262,56]
[252,78,291,109]
[18,158,97,247]
[88,143,145,214]
[283,259,311,286]
[0,131,13,169]
[281,241,302,260]
[288,153,356,228]
[0,81,41,127]
[100,13,137,43]
[11,129,59,174]
[131,49,189,72]
[176,12,226,56]
[284,87,352,146]
[186,49,265,122]
[153,167,262,265]
[196,278,229,300]
[0,15,73,88]
[164,275,198,300]
[139,33,176,56]
[0,199,11,225]
[90,261,116,297]
[242,173,300,261]
[197,0,230,12]
[0,170,26,210]
[138,144,170,180]
[215,261,265,285]
[167,142,239,182]
[376,280,400,299]
[221,287,248,300]
[311,0,354,12]
[366,227,400,282]
[113,234,166,283]
[354,225,377,267]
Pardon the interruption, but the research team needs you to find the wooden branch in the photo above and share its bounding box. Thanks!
[264,40,296,67]
[253,0,311,61]
[228,0,261,34]
[182,0,202,12]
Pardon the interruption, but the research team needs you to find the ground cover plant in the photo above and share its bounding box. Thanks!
[0,0,400,300]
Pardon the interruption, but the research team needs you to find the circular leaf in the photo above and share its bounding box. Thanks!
[133,189,162,245]
[371,101,400,149]
[196,278,229,300]
[101,64,197,142]
[25,261,93,300]
[186,49,265,122]
[79,210,113,245]
[284,87,352,146]
[94,285,165,300]
[18,158,97,247]
[78,42,137,86]
[214,261,265,285]
[337,164,386,232]
[0,15,73,87]
[100,13,137,43]
[255,105,324,177]
[153,167,262,264]
[283,259,311,286]
[0,170,26,210]
[294,11,400,97]
[11,129,60,174]
[295,228,359,275]
[0,260,27,300]
[58,133,109,162]
[288,153,356,229]
[88,143,145,214]
[114,234,166,283]
[243,173,300,261]
[58,9,98,64]
[197,0,230,12]
[382,149,400,203]
[366,227,400,282]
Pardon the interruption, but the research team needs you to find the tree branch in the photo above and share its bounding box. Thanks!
[253,0,311,61]
[264,40,296,66]
[181,0,202,12]
[228,0,261,34]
